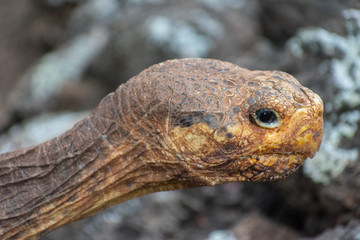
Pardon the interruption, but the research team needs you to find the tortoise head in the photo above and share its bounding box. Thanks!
[127,58,324,184]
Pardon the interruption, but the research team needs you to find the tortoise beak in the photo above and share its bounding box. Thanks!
[292,90,324,158]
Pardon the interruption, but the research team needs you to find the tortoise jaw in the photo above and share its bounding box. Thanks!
[236,153,307,172]
[191,153,307,184]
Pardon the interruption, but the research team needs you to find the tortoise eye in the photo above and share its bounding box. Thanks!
[250,108,281,128]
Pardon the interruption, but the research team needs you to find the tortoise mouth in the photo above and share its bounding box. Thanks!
[250,152,307,167]
[231,153,307,181]
[199,152,308,173]
[194,153,308,183]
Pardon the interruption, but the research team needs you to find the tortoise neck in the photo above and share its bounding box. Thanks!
[0,90,178,240]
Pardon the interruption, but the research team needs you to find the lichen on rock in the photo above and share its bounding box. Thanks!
[287,9,360,184]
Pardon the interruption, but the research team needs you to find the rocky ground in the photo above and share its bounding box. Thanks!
[1,0,360,239]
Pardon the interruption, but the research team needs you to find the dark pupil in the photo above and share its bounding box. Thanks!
[256,109,276,123]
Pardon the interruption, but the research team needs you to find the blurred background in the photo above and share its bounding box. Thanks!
[1,0,360,239]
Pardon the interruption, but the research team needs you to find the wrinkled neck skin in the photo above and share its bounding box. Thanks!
[0,88,187,240]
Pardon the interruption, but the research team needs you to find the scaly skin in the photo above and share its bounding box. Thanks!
[0,58,323,239]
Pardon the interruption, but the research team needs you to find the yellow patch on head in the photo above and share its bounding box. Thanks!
[166,123,216,155]
[184,133,207,152]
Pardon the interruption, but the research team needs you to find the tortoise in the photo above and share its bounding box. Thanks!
[0,58,323,239]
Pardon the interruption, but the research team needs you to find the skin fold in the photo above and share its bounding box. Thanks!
[0,58,323,239]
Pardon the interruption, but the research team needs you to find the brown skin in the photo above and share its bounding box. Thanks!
[0,58,323,240]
